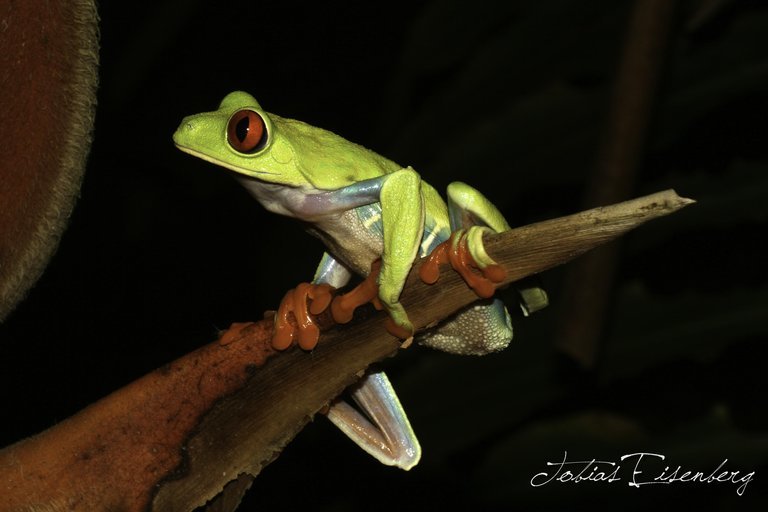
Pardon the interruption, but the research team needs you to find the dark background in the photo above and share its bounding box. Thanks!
[2,1,767,510]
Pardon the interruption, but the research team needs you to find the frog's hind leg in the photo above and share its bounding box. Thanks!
[326,369,421,470]
[313,253,421,470]
[446,181,511,234]
[420,182,553,354]
[416,183,513,354]
[448,182,548,315]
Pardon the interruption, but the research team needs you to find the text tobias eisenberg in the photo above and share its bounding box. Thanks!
[530,451,754,496]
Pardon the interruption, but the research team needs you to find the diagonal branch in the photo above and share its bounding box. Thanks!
[0,189,693,512]
[397,189,694,334]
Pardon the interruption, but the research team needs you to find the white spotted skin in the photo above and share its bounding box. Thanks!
[417,299,513,356]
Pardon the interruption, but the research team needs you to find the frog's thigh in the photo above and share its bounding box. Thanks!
[446,182,511,232]
[418,298,513,355]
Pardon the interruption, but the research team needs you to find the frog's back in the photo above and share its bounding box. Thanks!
[275,115,402,187]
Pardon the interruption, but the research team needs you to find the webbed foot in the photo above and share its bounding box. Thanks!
[419,227,506,298]
[331,260,414,340]
[272,282,335,350]
[273,261,415,351]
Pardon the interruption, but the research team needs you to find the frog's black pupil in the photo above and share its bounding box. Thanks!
[235,116,250,143]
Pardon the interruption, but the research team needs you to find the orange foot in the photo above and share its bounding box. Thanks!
[330,260,413,340]
[272,260,413,351]
[272,282,334,351]
[419,230,506,298]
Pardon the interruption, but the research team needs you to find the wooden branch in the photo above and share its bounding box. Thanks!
[0,190,693,512]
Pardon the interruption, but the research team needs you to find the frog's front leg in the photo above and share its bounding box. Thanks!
[270,177,387,351]
[271,253,348,350]
[377,167,425,336]
[271,170,423,349]
[326,167,425,339]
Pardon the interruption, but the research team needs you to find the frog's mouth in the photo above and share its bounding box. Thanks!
[174,143,276,178]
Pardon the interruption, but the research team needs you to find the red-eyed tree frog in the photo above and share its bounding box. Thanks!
[173,91,546,470]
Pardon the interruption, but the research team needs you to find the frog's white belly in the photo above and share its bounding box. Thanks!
[309,201,449,277]
[309,206,385,277]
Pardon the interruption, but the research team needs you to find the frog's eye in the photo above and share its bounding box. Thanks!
[227,109,268,154]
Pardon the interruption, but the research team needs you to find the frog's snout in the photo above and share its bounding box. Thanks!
[172,116,200,148]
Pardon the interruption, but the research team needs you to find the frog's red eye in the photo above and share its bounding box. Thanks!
[227,109,267,153]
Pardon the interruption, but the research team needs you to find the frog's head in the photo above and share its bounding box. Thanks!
[173,91,310,187]
[176,91,400,191]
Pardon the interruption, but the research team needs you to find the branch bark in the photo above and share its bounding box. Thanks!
[0,190,693,512]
